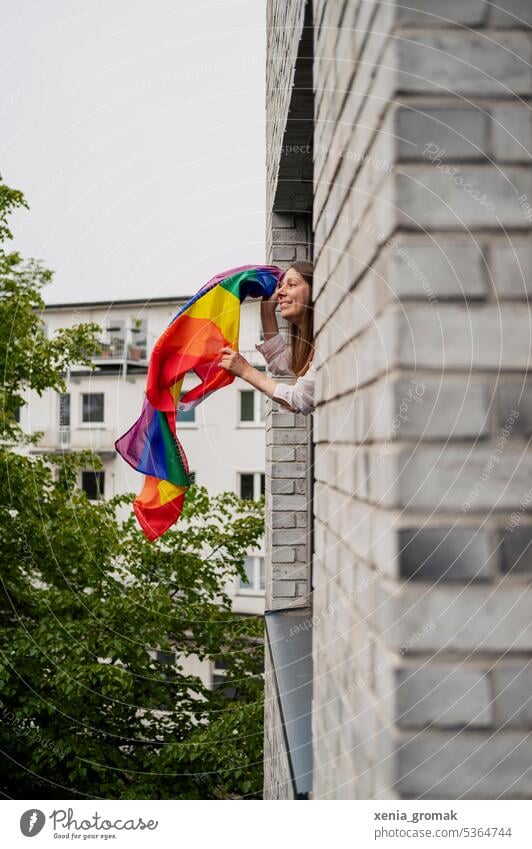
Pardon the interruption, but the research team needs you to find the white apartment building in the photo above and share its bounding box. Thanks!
[21,295,268,690]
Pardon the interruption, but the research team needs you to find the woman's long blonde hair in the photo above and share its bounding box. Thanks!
[283,260,314,377]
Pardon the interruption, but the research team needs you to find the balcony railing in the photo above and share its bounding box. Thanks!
[33,428,116,452]
[93,339,147,363]
[89,344,262,367]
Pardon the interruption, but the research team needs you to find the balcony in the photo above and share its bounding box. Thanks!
[89,343,261,370]
[32,427,116,454]
[92,339,147,365]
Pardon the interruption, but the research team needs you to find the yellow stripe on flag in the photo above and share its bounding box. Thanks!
[157,479,187,506]
[186,285,240,345]
[169,376,184,405]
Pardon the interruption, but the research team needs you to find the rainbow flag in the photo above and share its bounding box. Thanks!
[115,264,283,540]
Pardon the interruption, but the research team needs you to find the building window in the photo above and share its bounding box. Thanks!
[188,471,196,484]
[240,473,254,500]
[81,471,105,501]
[238,555,265,594]
[178,393,196,423]
[239,389,264,424]
[59,393,70,427]
[212,674,237,698]
[239,472,265,500]
[59,393,71,447]
[82,393,104,424]
[240,390,254,422]
[156,649,176,665]
[211,659,237,698]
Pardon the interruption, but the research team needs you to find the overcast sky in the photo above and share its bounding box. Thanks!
[1,0,267,303]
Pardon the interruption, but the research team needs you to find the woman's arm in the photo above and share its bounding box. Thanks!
[260,288,280,341]
[218,348,296,411]
[255,333,294,375]
[240,363,296,411]
[270,361,316,415]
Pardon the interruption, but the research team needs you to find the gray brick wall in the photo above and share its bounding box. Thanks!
[265,399,312,610]
[263,0,312,799]
[312,0,532,800]
[266,0,532,800]
[263,214,313,612]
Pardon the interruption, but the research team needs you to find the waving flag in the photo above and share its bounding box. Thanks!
[115,264,283,540]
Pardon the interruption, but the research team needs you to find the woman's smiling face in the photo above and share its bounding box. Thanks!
[277,268,311,325]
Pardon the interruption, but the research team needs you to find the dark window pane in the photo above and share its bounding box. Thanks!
[240,390,254,422]
[260,473,265,496]
[240,474,255,500]
[81,471,105,500]
[57,467,70,491]
[212,674,237,699]
[59,393,70,427]
[178,393,195,422]
[82,393,104,423]
[188,471,196,483]
[156,650,176,665]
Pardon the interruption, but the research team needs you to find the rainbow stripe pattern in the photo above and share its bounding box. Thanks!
[115,264,283,540]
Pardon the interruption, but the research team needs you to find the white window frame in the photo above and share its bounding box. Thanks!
[237,386,265,426]
[81,392,105,426]
[80,469,105,501]
[58,392,71,446]
[236,554,265,596]
[237,471,265,501]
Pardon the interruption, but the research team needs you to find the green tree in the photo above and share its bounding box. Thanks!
[0,179,265,799]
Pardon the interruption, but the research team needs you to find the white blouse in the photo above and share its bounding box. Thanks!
[255,332,317,415]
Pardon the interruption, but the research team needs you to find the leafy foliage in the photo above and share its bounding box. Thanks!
[0,178,265,799]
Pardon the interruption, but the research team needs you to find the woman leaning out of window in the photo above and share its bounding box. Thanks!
[217,261,316,415]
